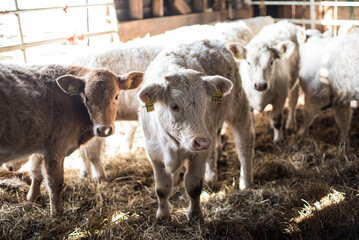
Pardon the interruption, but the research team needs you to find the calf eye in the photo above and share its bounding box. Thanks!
[115,94,119,100]
[85,96,90,103]
[170,104,180,112]
[247,61,251,66]
[270,60,274,65]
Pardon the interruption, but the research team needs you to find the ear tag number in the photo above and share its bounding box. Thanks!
[145,96,155,112]
[211,88,223,103]
[68,84,79,96]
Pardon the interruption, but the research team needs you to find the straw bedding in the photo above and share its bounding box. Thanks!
[0,103,358,240]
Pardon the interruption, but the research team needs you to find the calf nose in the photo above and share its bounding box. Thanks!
[192,137,212,151]
[254,82,268,91]
[95,125,114,137]
[8,166,13,171]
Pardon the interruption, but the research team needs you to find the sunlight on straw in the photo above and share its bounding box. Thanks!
[200,190,227,203]
[111,211,140,224]
[285,189,345,233]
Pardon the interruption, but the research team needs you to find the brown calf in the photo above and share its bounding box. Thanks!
[0,63,144,214]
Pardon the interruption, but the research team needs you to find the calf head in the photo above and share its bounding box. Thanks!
[229,41,295,92]
[57,69,144,137]
[138,69,233,152]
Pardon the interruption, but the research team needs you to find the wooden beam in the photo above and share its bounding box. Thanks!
[173,0,191,14]
[152,0,164,17]
[129,0,143,20]
[118,10,227,42]
[193,0,208,12]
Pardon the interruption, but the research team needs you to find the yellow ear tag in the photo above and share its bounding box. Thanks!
[235,53,243,60]
[126,79,133,90]
[280,51,286,59]
[68,84,79,96]
[145,96,154,112]
[211,88,223,103]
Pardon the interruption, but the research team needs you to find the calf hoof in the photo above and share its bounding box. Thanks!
[187,209,204,223]
[204,171,218,185]
[274,139,284,147]
[239,178,252,191]
[79,170,89,178]
[298,127,307,138]
[156,209,171,222]
[51,204,64,215]
[26,190,41,202]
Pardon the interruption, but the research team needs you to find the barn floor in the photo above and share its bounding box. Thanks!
[1,103,358,240]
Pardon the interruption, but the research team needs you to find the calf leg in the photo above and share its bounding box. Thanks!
[228,110,255,190]
[121,122,138,153]
[185,154,207,221]
[333,103,352,151]
[151,159,172,220]
[27,154,43,202]
[286,82,299,131]
[42,154,65,214]
[270,96,286,145]
[204,128,221,184]
[79,137,106,180]
[298,95,320,138]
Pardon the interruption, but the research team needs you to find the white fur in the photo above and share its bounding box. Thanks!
[233,20,301,144]
[138,40,255,220]
[298,31,359,149]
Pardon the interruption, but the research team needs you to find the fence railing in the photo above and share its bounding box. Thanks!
[0,0,119,63]
[251,1,359,28]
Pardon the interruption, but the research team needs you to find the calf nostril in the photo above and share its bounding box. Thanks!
[96,127,101,135]
[104,127,112,136]
[263,83,268,90]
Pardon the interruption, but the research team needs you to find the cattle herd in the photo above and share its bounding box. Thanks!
[0,16,358,222]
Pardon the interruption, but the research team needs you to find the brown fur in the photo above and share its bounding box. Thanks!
[0,63,144,214]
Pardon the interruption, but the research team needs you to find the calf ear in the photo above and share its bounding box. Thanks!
[202,75,233,96]
[323,29,333,38]
[56,75,85,95]
[296,29,307,44]
[137,83,165,104]
[273,41,295,59]
[118,71,144,90]
[227,43,246,60]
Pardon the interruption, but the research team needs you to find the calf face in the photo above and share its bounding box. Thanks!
[230,41,295,92]
[138,69,232,152]
[57,69,144,137]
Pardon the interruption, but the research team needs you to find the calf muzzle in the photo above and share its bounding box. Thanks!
[94,125,115,137]
[191,137,212,151]
[254,82,268,91]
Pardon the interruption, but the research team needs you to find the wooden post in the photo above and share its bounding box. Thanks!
[129,0,143,19]
[152,0,164,17]
[193,0,207,13]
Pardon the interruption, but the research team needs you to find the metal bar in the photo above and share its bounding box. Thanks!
[0,2,114,15]
[251,1,359,7]
[14,0,27,63]
[310,0,315,29]
[274,18,359,26]
[0,31,117,53]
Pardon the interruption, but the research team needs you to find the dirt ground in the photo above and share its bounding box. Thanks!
[0,102,358,240]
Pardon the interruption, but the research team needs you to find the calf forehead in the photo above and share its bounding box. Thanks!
[247,44,272,67]
[85,70,119,98]
[169,75,205,99]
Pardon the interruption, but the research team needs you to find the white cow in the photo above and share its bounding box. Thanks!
[297,30,359,149]
[229,20,301,145]
[138,39,255,220]
[71,19,262,180]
